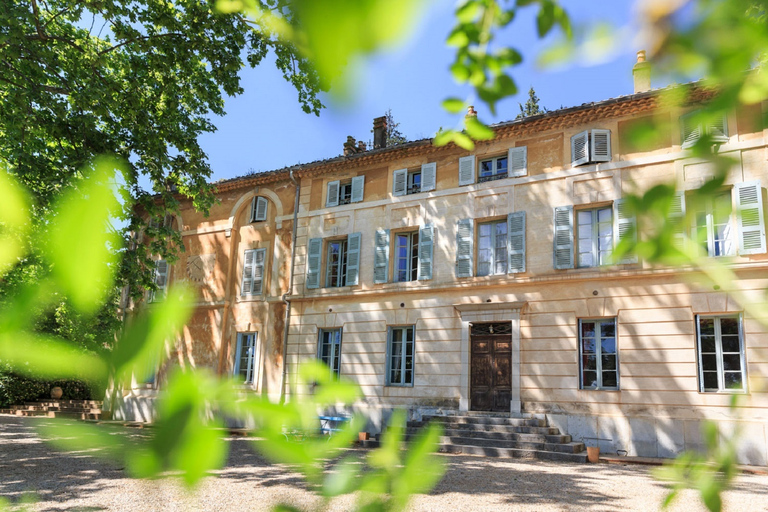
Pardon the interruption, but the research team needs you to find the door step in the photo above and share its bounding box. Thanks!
[0,399,103,420]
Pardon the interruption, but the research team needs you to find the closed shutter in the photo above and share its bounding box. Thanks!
[680,112,701,148]
[591,129,611,162]
[346,232,362,285]
[508,146,527,177]
[152,259,168,302]
[393,169,407,196]
[306,238,322,289]
[709,113,729,142]
[374,229,390,284]
[670,192,687,250]
[458,155,475,186]
[252,196,268,222]
[553,206,574,269]
[418,225,434,280]
[351,175,365,203]
[507,211,526,273]
[241,249,255,295]
[252,248,266,294]
[735,180,766,255]
[455,219,474,278]
[326,181,340,207]
[613,199,638,264]
[571,131,589,166]
[421,162,437,192]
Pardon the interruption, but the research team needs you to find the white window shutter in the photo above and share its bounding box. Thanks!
[458,155,475,186]
[152,259,168,302]
[571,131,589,166]
[670,192,687,251]
[455,219,474,278]
[374,229,390,284]
[680,112,701,149]
[508,146,527,177]
[735,180,766,255]
[351,175,365,203]
[709,112,729,143]
[346,232,362,285]
[326,181,340,207]
[613,199,638,264]
[306,238,322,289]
[393,169,407,197]
[252,248,266,295]
[252,196,268,222]
[241,249,255,295]
[507,211,526,273]
[249,197,257,222]
[591,129,611,162]
[418,225,434,281]
[553,206,574,269]
[421,162,437,192]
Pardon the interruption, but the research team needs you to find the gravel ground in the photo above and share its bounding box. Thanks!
[1,415,767,512]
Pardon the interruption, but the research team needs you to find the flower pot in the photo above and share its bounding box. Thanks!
[51,386,63,399]
[358,432,369,441]
[586,446,600,463]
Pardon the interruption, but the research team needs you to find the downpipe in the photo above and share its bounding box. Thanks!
[279,167,300,404]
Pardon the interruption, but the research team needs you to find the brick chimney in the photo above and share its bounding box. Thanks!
[373,116,387,149]
[466,105,477,118]
[633,50,651,94]
[343,136,357,156]
[357,140,367,152]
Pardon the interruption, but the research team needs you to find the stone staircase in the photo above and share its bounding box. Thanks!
[400,412,587,463]
[0,400,103,420]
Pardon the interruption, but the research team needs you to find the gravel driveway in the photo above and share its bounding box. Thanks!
[1,415,766,511]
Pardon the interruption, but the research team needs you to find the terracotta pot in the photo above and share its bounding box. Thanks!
[586,446,600,463]
[358,432,369,441]
[51,386,63,399]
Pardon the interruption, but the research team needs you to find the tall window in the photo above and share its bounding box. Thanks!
[477,220,507,276]
[697,315,745,392]
[387,326,414,386]
[326,239,348,287]
[234,332,258,385]
[579,319,618,390]
[577,207,613,268]
[479,155,508,183]
[692,191,734,257]
[394,232,419,282]
[149,259,168,303]
[338,181,353,205]
[318,329,342,377]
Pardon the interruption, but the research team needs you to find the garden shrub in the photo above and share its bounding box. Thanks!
[0,363,96,407]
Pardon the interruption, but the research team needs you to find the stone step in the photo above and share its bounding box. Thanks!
[26,400,102,408]
[437,435,585,454]
[420,415,545,427]
[0,409,101,420]
[408,427,571,444]
[436,443,588,463]
[411,421,558,435]
[14,405,102,413]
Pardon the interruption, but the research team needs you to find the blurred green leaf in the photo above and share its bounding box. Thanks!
[323,456,362,497]
[452,131,476,151]
[0,164,31,276]
[442,98,466,114]
[0,331,106,379]
[536,1,555,37]
[465,117,496,141]
[39,420,127,457]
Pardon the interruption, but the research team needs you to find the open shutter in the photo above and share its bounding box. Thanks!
[458,156,475,186]
[152,259,168,302]
[709,112,729,143]
[351,175,365,203]
[613,199,638,264]
[735,180,766,255]
[418,225,434,280]
[421,162,437,192]
[306,238,322,289]
[393,169,407,197]
[591,129,611,162]
[455,219,474,278]
[680,112,701,148]
[252,248,266,294]
[571,131,589,166]
[345,232,362,285]
[252,196,268,222]
[553,206,574,269]
[508,146,527,177]
[507,212,526,273]
[373,229,390,284]
[326,181,340,207]
[670,192,687,251]
[241,249,255,294]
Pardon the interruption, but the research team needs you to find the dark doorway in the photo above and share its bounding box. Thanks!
[470,322,512,412]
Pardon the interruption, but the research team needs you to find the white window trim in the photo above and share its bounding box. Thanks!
[477,219,508,277]
[386,326,415,387]
[234,332,258,385]
[578,318,619,391]
[325,238,348,288]
[318,328,342,378]
[696,314,747,393]
[691,190,735,257]
[394,231,419,283]
[576,206,613,268]
[149,259,169,303]
[478,154,508,183]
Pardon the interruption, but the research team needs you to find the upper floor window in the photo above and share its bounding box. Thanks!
[680,110,728,149]
[576,207,613,268]
[394,231,420,282]
[318,328,342,378]
[692,190,734,257]
[479,155,508,183]
[697,315,745,393]
[241,248,266,295]
[326,176,364,207]
[477,220,508,276]
[579,318,618,390]
[149,259,168,303]
[306,233,362,289]
[326,239,348,287]
[571,129,611,167]
[393,163,436,196]
[374,226,434,283]
[234,332,258,385]
[455,213,526,278]
[458,146,527,186]
[250,196,268,222]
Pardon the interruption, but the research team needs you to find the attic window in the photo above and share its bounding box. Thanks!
[681,110,728,149]
[571,129,611,167]
[250,196,268,222]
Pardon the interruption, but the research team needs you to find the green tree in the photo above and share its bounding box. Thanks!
[385,109,408,145]
[516,86,547,119]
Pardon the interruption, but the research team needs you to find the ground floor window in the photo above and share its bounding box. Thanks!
[579,318,618,390]
[318,328,342,377]
[387,326,415,386]
[234,332,258,385]
[697,315,746,392]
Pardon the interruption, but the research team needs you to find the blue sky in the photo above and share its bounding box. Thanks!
[199,1,657,182]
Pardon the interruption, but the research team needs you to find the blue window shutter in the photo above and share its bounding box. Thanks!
[306,238,322,289]
[418,225,434,281]
[421,162,437,192]
[346,232,362,285]
[613,199,638,264]
[735,180,766,255]
[393,169,407,196]
[374,229,390,284]
[456,219,473,278]
[326,181,340,207]
[351,176,365,203]
[507,211,526,273]
[553,206,574,269]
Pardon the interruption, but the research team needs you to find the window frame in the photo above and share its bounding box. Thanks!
[318,328,343,378]
[476,219,508,277]
[387,325,415,387]
[680,110,729,149]
[578,318,619,391]
[234,332,258,385]
[691,190,735,257]
[325,238,348,288]
[149,259,169,303]
[575,205,613,268]
[393,230,420,282]
[696,314,747,393]
[478,155,508,183]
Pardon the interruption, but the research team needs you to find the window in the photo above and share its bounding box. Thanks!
[149,259,168,302]
[387,326,414,386]
[373,226,434,284]
[458,147,527,186]
[697,316,745,392]
[250,196,268,222]
[326,176,365,207]
[579,318,618,390]
[479,155,508,183]
[394,231,419,282]
[477,220,507,276]
[692,191,734,257]
[306,233,362,289]
[681,110,728,148]
[234,332,258,385]
[571,129,611,166]
[241,248,266,295]
[576,207,613,268]
[318,328,342,377]
[393,163,436,196]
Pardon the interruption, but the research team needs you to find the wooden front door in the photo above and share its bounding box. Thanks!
[470,322,512,412]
